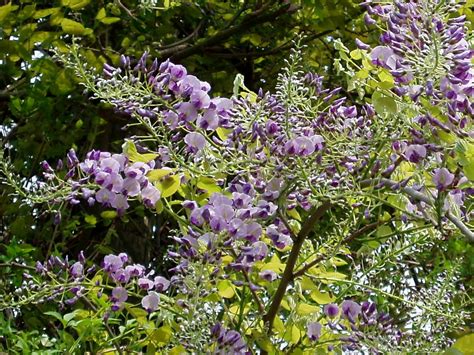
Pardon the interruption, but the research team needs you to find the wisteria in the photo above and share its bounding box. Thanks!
[1,0,472,353]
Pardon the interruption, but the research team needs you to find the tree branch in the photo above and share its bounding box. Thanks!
[361,178,474,242]
[292,221,384,278]
[263,201,331,332]
[167,1,294,61]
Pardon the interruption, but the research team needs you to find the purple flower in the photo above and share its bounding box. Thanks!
[125,264,145,277]
[197,109,219,130]
[70,262,83,278]
[154,276,170,292]
[169,64,187,80]
[112,194,129,213]
[100,157,121,174]
[138,277,154,290]
[112,268,131,283]
[259,270,278,282]
[184,132,207,152]
[355,38,370,50]
[111,286,128,303]
[141,291,160,312]
[190,89,211,109]
[177,102,198,122]
[432,168,454,190]
[95,188,116,207]
[103,254,124,273]
[141,185,161,208]
[324,303,339,318]
[122,177,141,197]
[403,144,426,163]
[370,46,397,69]
[341,300,361,322]
[307,322,322,341]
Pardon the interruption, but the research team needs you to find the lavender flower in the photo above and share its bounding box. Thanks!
[432,168,455,190]
[141,291,160,312]
[307,322,322,341]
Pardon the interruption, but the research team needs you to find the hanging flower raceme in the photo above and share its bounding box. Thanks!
[364,0,473,126]
[21,251,170,314]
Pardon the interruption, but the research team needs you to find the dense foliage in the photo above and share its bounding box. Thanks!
[1,0,473,353]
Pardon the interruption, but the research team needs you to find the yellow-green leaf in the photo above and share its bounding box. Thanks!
[34,7,59,19]
[100,17,121,25]
[261,254,285,273]
[147,168,173,182]
[287,208,301,221]
[84,215,97,225]
[156,175,180,198]
[61,0,91,10]
[122,140,158,163]
[168,345,186,355]
[310,289,335,304]
[100,210,117,219]
[300,276,317,290]
[216,127,232,140]
[296,303,319,315]
[217,280,235,299]
[350,49,362,60]
[60,18,85,35]
[150,325,172,346]
[96,7,106,20]
[197,176,221,194]
[283,324,301,345]
[452,333,474,354]
[0,3,18,22]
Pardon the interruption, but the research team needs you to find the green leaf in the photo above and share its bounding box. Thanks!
[33,7,60,19]
[84,214,97,225]
[96,7,106,20]
[452,334,474,354]
[150,326,173,346]
[197,176,221,194]
[376,225,392,238]
[310,289,335,304]
[147,168,173,182]
[54,69,75,94]
[100,17,121,25]
[456,140,474,180]
[372,91,397,115]
[217,280,235,299]
[61,0,91,10]
[60,18,85,35]
[100,210,118,219]
[122,140,158,163]
[44,311,66,327]
[156,175,180,198]
[0,3,18,22]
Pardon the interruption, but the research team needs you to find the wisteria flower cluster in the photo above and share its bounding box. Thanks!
[364,0,473,129]
[310,300,402,352]
[29,251,170,314]
[41,148,161,215]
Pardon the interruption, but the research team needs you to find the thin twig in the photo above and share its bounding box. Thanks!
[361,178,474,242]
